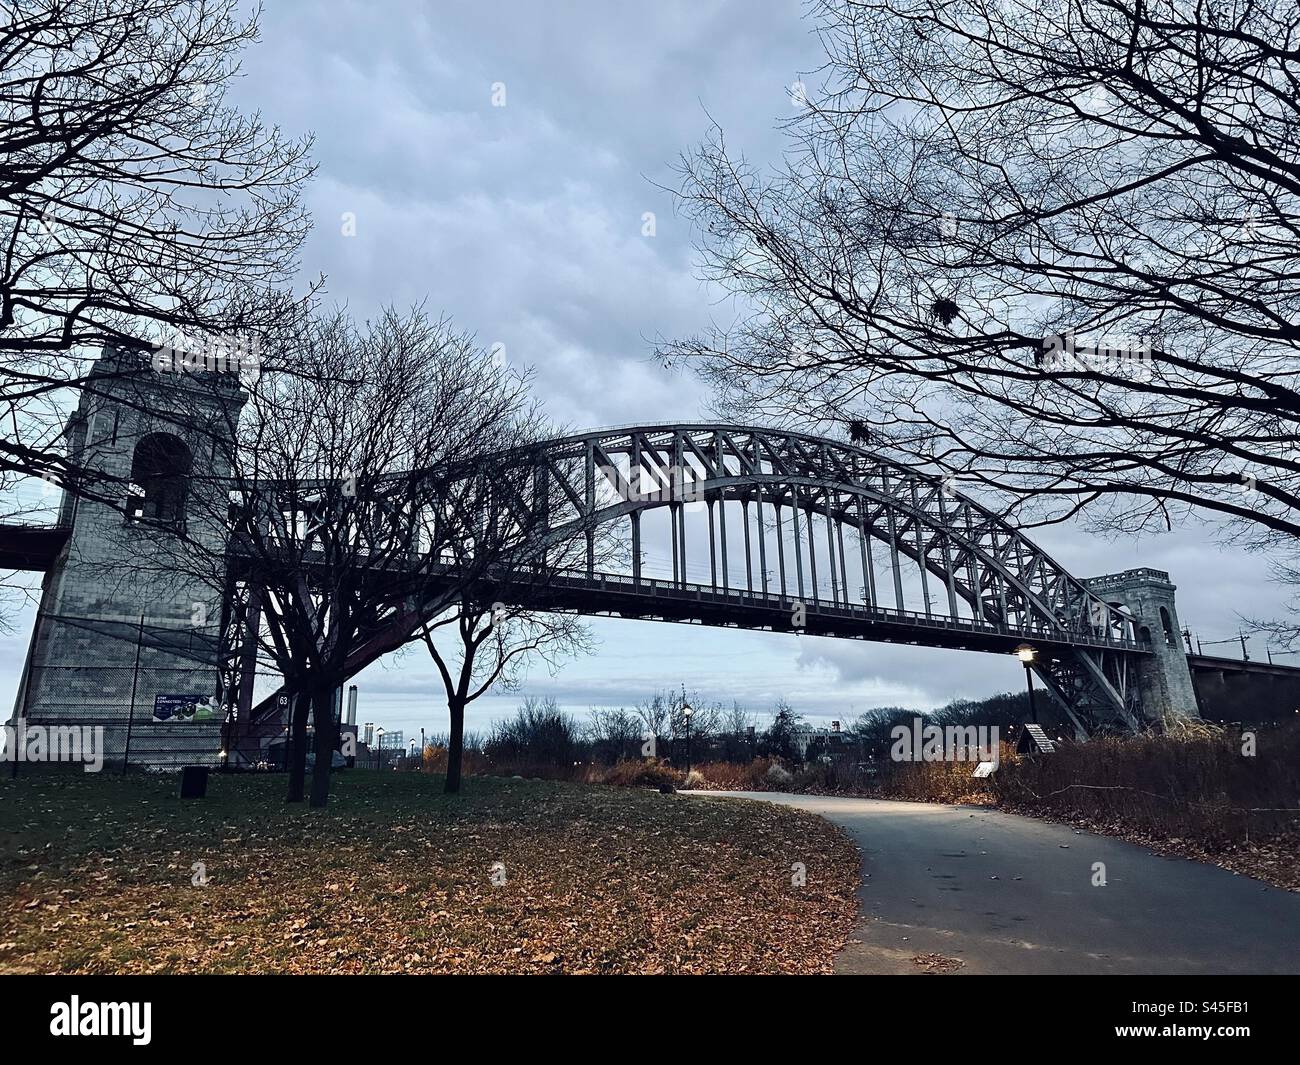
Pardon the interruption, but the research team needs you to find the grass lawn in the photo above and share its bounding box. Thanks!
[0,769,860,974]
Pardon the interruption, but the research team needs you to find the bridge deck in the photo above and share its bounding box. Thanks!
[465,567,1147,657]
[1187,653,1300,678]
[239,564,1146,730]
[0,523,70,570]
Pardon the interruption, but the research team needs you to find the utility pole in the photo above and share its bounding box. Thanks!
[121,613,146,775]
[9,605,44,778]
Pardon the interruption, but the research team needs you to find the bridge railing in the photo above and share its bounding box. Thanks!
[489,565,1145,652]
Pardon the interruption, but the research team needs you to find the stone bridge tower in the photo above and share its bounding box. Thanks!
[10,344,247,767]
[1082,568,1200,723]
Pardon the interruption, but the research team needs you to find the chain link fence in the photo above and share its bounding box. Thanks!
[10,610,229,771]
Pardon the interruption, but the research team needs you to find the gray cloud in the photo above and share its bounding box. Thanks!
[2,1,1289,733]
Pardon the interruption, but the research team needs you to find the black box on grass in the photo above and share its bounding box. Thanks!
[179,765,209,799]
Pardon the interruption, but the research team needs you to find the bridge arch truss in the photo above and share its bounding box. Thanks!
[223,424,1150,741]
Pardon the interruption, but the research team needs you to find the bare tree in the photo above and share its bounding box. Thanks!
[415,603,594,794]
[722,701,753,736]
[719,700,756,760]
[634,687,723,761]
[114,305,551,806]
[483,695,583,770]
[0,0,314,494]
[850,707,915,756]
[401,406,611,794]
[587,705,643,762]
[761,698,803,762]
[634,690,671,749]
[666,1,1300,595]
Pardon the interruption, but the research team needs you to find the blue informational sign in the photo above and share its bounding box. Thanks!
[152,694,220,723]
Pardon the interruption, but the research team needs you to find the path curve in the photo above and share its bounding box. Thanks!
[692,792,1300,974]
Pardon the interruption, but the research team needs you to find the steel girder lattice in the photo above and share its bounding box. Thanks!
[218,424,1150,743]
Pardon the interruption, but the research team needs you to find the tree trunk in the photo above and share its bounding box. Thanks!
[286,690,309,803]
[309,685,337,808]
[444,696,465,794]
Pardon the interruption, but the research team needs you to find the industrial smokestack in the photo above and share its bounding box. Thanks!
[346,685,358,726]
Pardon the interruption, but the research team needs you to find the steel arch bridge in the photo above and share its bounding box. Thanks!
[222,423,1148,744]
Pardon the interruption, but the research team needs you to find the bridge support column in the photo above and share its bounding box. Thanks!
[8,344,246,768]
[1082,568,1200,724]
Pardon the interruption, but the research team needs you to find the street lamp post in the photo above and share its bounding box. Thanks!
[682,703,694,778]
[1015,644,1038,724]
[375,727,385,771]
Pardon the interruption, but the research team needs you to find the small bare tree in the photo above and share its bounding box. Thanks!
[415,604,594,794]
[587,705,643,763]
[719,701,756,761]
[634,687,723,762]
[403,418,618,793]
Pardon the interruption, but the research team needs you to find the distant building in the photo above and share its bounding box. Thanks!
[791,723,855,760]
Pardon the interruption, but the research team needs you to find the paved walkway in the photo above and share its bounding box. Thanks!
[692,792,1300,974]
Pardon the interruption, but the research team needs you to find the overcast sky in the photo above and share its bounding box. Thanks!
[2,0,1291,740]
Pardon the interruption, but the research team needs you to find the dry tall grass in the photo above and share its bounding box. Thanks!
[993,725,1300,845]
[415,725,1300,857]
[585,758,681,788]
[882,749,1005,805]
